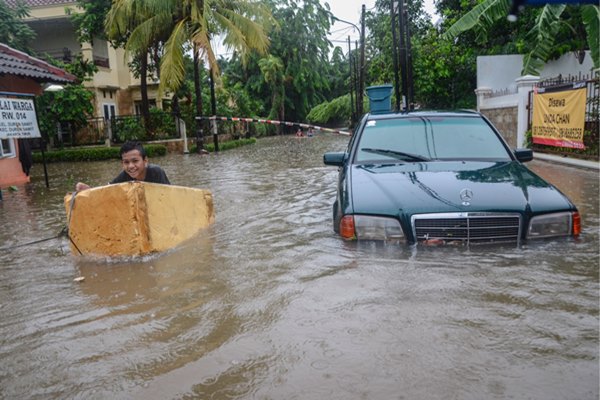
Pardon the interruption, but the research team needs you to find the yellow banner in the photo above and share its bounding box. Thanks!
[532,87,586,149]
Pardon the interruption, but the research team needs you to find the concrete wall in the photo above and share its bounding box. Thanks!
[476,53,595,149]
[480,106,518,148]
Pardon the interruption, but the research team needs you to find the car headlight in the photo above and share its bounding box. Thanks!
[527,212,580,239]
[340,215,404,241]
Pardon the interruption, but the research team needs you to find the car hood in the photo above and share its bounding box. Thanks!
[349,161,574,216]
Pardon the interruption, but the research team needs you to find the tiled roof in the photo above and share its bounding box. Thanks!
[5,0,77,7]
[0,43,77,83]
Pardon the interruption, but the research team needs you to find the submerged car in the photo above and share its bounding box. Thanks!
[323,109,580,245]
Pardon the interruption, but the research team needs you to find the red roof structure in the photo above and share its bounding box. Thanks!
[0,43,76,84]
[4,0,76,7]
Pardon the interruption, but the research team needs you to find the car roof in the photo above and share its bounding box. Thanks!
[365,110,482,121]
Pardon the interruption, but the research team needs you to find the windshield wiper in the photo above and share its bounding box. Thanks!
[361,148,431,162]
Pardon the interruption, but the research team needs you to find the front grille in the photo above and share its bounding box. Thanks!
[412,213,521,245]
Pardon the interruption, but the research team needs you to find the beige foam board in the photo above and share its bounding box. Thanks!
[64,182,214,256]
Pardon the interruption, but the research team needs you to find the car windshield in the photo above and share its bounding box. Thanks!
[354,116,512,163]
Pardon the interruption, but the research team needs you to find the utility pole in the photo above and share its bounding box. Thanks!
[355,41,360,119]
[209,69,219,152]
[348,36,356,125]
[358,4,366,117]
[193,44,204,153]
[333,7,365,120]
[390,0,401,112]
[405,4,415,110]
[397,0,414,110]
[397,0,408,110]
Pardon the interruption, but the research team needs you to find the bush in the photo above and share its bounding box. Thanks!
[148,108,177,138]
[32,144,167,163]
[114,116,146,142]
[307,94,351,127]
[190,137,256,153]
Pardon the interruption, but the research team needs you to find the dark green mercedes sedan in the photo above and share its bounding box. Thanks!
[323,110,580,245]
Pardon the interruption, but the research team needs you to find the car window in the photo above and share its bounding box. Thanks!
[354,116,512,162]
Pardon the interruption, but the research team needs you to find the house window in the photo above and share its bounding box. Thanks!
[0,138,15,158]
[103,103,116,120]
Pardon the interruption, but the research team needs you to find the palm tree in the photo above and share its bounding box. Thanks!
[105,0,172,127]
[106,0,274,141]
[442,1,599,75]
[159,0,275,94]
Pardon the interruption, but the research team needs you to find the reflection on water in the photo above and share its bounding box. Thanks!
[1,135,598,399]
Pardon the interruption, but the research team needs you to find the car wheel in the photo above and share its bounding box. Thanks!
[333,201,340,233]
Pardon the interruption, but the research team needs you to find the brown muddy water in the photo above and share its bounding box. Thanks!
[0,135,598,400]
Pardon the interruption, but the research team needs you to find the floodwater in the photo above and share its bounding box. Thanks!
[1,135,598,400]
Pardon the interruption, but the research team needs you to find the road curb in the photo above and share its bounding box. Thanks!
[533,152,599,171]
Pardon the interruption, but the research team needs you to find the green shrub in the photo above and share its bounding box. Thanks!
[148,108,177,138]
[190,137,256,153]
[32,144,167,163]
[114,116,146,142]
[307,94,352,126]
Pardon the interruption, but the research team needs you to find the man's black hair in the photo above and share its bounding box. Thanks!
[120,141,147,158]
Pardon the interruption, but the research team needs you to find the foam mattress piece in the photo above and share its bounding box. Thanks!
[64,182,215,256]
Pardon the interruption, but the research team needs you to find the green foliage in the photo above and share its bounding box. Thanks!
[412,28,477,109]
[68,0,112,43]
[32,144,167,163]
[148,108,177,138]
[582,5,599,70]
[0,0,35,53]
[189,138,257,154]
[222,0,334,123]
[114,116,146,142]
[35,55,97,143]
[442,0,598,75]
[306,94,351,126]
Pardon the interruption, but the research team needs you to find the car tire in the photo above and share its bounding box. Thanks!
[333,201,340,233]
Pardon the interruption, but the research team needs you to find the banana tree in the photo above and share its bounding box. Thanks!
[443,0,599,75]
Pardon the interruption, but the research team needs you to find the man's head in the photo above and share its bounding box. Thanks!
[120,141,147,158]
[120,141,148,181]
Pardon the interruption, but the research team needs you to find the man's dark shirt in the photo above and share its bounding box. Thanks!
[110,164,170,184]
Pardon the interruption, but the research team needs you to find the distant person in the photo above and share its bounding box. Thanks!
[295,128,304,137]
[75,141,170,191]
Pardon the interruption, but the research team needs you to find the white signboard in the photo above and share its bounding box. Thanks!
[0,96,41,139]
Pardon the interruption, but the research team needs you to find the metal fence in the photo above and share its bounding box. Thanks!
[54,110,181,147]
[109,111,180,144]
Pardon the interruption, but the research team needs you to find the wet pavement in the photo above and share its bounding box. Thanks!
[0,134,598,399]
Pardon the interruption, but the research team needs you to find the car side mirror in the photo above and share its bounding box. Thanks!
[323,152,347,166]
[514,148,533,163]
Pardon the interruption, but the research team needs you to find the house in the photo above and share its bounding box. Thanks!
[5,0,170,121]
[0,42,76,187]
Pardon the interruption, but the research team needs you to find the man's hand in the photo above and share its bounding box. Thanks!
[75,182,90,191]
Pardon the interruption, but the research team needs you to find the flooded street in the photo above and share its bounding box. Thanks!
[1,134,598,400]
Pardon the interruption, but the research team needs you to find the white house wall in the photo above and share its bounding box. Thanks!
[477,52,595,149]
[477,52,594,93]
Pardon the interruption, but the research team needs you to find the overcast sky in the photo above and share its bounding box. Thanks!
[327,0,438,46]
[212,0,438,58]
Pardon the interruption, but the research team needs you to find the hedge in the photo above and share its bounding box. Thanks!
[190,137,257,153]
[32,144,168,163]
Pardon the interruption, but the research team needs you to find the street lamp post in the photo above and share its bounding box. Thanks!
[333,12,364,125]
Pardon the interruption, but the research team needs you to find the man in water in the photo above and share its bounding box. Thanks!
[75,141,170,191]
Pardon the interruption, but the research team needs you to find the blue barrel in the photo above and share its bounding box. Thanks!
[366,84,393,114]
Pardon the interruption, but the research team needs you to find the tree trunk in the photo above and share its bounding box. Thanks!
[140,50,151,133]
[193,44,204,151]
